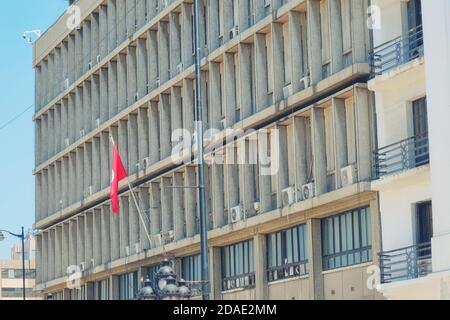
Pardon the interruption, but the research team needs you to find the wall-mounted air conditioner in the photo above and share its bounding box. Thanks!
[341,164,356,187]
[88,61,93,70]
[300,75,310,89]
[282,84,293,99]
[79,262,85,271]
[96,55,101,64]
[125,246,130,256]
[230,205,244,223]
[134,243,141,254]
[301,183,315,200]
[177,62,183,74]
[282,186,296,206]
[143,157,150,169]
[229,25,239,39]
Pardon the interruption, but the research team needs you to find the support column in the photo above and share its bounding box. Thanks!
[160,94,171,159]
[99,5,108,58]
[127,46,137,106]
[117,0,127,44]
[307,219,324,300]
[93,208,102,267]
[138,187,151,250]
[354,87,372,181]
[148,101,160,164]
[223,53,237,126]
[169,11,181,78]
[110,206,120,261]
[329,0,343,74]
[312,107,327,196]
[209,247,222,300]
[307,0,322,84]
[158,21,170,84]
[271,22,285,104]
[161,177,173,234]
[254,234,268,300]
[137,38,148,98]
[119,195,130,258]
[181,2,193,68]
[332,98,348,188]
[91,74,100,127]
[128,114,138,174]
[84,212,94,268]
[108,61,118,118]
[173,172,185,241]
[101,205,111,264]
[77,217,85,265]
[118,53,128,112]
[150,182,162,237]
[147,30,158,91]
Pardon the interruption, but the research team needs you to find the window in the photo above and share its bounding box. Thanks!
[322,207,372,270]
[221,240,255,291]
[94,279,110,300]
[1,288,32,298]
[412,97,429,166]
[181,255,201,281]
[1,269,36,279]
[181,254,202,296]
[118,271,139,300]
[416,201,433,245]
[267,224,308,282]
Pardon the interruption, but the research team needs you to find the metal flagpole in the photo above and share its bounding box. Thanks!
[127,180,153,245]
[193,0,210,300]
[109,135,152,245]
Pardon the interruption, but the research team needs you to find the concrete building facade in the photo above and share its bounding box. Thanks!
[0,239,39,300]
[368,0,450,300]
[33,0,384,300]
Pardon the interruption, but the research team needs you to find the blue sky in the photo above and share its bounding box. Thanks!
[0,1,67,259]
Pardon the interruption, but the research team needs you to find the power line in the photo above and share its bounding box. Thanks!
[0,104,34,132]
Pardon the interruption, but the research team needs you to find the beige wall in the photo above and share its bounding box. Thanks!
[268,277,311,300]
[323,263,383,300]
[222,288,256,300]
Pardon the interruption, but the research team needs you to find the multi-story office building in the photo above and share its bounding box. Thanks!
[370,0,450,299]
[33,0,381,300]
[0,240,39,300]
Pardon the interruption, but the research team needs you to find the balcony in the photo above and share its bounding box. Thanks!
[379,242,432,284]
[373,132,429,178]
[267,260,308,282]
[370,25,424,76]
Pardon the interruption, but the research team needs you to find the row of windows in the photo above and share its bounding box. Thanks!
[1,269,36,279]
[1,288,33,298]
[118,271,139,300]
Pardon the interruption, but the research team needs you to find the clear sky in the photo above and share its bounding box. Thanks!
[0,1,67,259]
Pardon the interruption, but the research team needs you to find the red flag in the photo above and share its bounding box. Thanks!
[110,143,128,215]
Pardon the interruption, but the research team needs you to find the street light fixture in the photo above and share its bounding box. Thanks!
[0,227,27,300]
[136,259,192,300]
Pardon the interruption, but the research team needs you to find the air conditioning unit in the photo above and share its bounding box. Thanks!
[300,75,310,89]
[134,243,141,254]
[341,164,356,187]
[79,129,85,137]
[96,55,101,64]
[64,137,70,147]
[155,78,160,87]
[151,234,163,248]
[143,157,150,169]
[301,183,315,200]
[90,258,95,267]
[176,62,183,74]
[125,246,130,256]
[95,118,100,128]
[88,61,93,70]
[230,205,244,223]
[164,230,175,243]
[79,262,85,271]
[264,0,271,7]
[64,78,70,90]
[220,118,226,130]
[229,25,239,39]
[282,186,296,206]
[135,92,139,102]
[246,202,261,217]
[283,84,293,99]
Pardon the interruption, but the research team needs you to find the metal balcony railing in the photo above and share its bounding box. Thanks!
[373,132,429,178]
[370,25,424,76]
[267,260,308,282]
[222,272,255,291]
[379,242,432,284]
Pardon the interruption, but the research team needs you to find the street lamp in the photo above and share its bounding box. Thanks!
[0,227,26,300]
[136,259,191,300]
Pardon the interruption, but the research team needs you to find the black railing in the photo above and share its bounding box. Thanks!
[267,261,308,282]
[373,132,429,178]
[379,242,432,284]
[370,25,424,76]
[222,272,255,291]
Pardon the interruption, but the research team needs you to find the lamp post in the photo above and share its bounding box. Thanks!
[136,259,192,300]
[0,227,26,300]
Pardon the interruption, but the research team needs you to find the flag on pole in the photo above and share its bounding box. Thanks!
[110,141,128,215]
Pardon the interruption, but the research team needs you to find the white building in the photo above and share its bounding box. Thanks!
[370,0,450,299]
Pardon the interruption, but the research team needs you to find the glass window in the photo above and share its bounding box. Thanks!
[266,224,308,282]
[322,207,372,271]
[118,271,139,300]
[221,240,255,291]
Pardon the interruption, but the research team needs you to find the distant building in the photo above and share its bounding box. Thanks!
[0,239,40,300]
